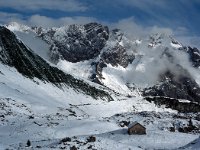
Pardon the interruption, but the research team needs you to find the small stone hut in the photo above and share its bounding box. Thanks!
[128,122,146,135]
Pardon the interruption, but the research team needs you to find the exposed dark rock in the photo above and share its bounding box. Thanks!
[61,137,71,143]
[144,96,200,113]
[59,146,66,149]
[119,121,130,127]
[178,127,185,133]
[177,121,198,133]
[26,140,31,147]
[101,44,135,68]
[28,115,34,119]
[182,46,200,68]
[70,145,77,150]
[143,71,200,104]
[90,60,107,84]
[169,127,175,132]
[36,145,42,148]
[87,145,93,149]
[194,114,200,121]
[87,136,96,142]
[0,115,5,118]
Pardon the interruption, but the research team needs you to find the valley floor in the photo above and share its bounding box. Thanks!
[0,99,199,150]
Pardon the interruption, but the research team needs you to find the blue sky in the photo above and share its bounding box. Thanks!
[0,0,199,47]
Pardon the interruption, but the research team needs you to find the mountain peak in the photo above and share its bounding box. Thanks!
[6,22,31,32]
[35,22,109,62]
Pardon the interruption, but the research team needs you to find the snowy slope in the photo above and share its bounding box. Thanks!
[6,22,51,61]
[179,137,200,150]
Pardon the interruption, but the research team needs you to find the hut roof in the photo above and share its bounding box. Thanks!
[128,122,145,129]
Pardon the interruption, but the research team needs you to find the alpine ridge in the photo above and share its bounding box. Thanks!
[0,26,113,101]
[4,21,200,109]
[6,22,200,107]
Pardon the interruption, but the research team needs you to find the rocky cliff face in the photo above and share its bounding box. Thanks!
[100,29,135,68]
[90,29,136,83]
[186,46,200,68]
[35,23,109,63]
[143,70,200,104]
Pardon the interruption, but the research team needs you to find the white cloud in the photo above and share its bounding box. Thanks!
[111,17,200,49]
[174,27,189,36]
[149,26,173,36]
[27,15,96,27]
[0,0,87,12]
[0,12,96,27]
[111,17,173,39]
[176,36,200,49]
[111,17,145,38]
[0,12,24,24]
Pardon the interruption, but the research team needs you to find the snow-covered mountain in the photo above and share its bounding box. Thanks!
[0,22,199,149]
[6,22,200,103]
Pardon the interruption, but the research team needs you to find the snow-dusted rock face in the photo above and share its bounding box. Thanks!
[143,70,200,104]
[100,29,135,68]
[34,22,109,63]
[90,29,136,84]
[186,46,200,68]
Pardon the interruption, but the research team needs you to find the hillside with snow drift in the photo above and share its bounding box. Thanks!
[0,22,199,149]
